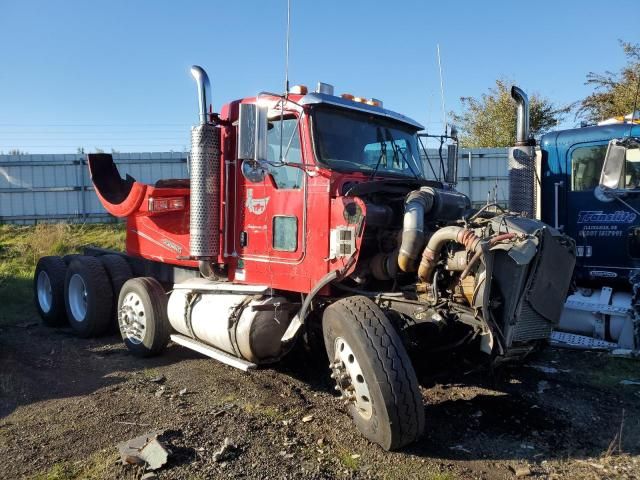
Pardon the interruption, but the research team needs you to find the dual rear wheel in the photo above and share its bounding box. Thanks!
[34,254,169,355]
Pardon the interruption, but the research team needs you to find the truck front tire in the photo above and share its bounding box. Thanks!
[322,295,425,450]
[64,256,114,337]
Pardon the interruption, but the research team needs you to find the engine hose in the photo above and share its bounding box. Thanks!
[418,227,480,282]
[488,232,517,246]
[459,233,516,280]
[418,230,516,283]
[460,249,482,280]
[331,282,406,298]
[467,202,507,222]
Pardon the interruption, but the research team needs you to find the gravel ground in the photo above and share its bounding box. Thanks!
[1,322,639,480]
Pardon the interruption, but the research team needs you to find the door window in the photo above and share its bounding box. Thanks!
[267,118,303,189]
[273,215,298,251]
[624,147,640,189]
[570,145,607,191]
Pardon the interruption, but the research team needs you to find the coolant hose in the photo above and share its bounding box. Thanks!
[418,227,481,282]
[418,230,518,282]
[398,190,434,272]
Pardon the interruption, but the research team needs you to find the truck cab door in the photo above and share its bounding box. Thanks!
[565,141,637,282]
[236,115,307,283]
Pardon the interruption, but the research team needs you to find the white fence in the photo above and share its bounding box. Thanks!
[0,149,509,224]
[421,148,509,208]
[0,152,188,224]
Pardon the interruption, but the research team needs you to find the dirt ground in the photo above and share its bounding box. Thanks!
[1,320,639,480]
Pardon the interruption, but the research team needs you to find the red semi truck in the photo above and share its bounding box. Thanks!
[33,66,575,450]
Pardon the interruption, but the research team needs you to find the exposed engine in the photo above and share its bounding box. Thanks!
[340,184,576,361]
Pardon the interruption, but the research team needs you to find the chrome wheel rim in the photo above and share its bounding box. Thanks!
[331,336,373,419]
[37,271,53,313]
[119,292,146,344]
[68,274,88,322]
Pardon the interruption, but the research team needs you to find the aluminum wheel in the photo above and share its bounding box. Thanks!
[331,336,373,419]
[119,291,147,344]
[67,273,88,322]
[36,270,53,313]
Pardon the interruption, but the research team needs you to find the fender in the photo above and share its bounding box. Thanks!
[87,154,147,217]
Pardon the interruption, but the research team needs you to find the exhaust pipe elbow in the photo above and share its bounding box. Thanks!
[199,261,226,281]
[511,86,530,146]
[191,65,213,125]
[398,191,434,272]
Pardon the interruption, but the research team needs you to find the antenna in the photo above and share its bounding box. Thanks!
[625,66,640,139]
[279,0,291,163]
[284,0,291,95]
[437,44,447,136]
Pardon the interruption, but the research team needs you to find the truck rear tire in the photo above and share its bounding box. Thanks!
[62,254,82,265]
[64,256,114,337]
[99,254,133,331]
[322,295,425,451]
[118,277,170,357]
[34,256,68,327]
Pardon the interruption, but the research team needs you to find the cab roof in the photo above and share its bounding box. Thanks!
[299,92,424,131]
[541,123,640,149]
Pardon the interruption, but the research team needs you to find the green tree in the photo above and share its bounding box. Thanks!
[578,41,640,123]
[451,79,567,148]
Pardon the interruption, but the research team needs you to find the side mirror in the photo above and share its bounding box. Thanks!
[238,102,269,182]
[445,143,458,184]
[599,139,627,189]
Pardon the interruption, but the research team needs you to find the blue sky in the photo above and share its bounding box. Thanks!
[0,0,638,153]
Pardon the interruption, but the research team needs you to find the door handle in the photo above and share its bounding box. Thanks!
[554,181,564,230]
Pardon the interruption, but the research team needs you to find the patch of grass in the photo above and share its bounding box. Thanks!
[31,449,118,480]
[379,460,454,480]
[0,223,125,326]
[219,393,238,404]
[260,405,284,420]
[32,462,79,480]
[337,450,360,471]
[426,473,455,480]
[237,400,285,421]
[575,355,639,390]
[141,368,160,380]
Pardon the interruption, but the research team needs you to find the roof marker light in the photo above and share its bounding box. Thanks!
[316,82,334,95]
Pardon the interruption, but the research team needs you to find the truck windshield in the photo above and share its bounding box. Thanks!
[312,106,424,179]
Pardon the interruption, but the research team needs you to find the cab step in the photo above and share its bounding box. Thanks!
[170,334,257,371]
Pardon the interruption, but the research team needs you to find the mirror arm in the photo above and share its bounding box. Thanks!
[613,192,640,217]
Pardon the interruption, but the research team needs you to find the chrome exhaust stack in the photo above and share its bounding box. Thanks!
[189,66,221,273]
[191,66,213,126]
[511,86,530,147]
[508,85,536,218]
